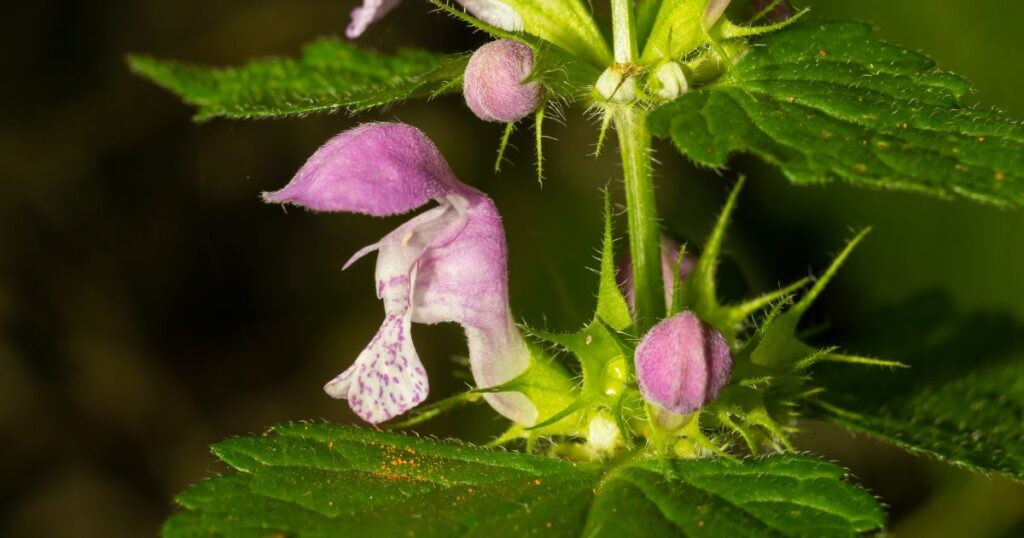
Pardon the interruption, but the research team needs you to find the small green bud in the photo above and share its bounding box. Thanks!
[595,66,637,104]
[649,62,689,101]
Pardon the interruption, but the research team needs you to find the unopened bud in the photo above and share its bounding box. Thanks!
[595,66,637,104]
[635,311,732,415]
[463,40,544,123]
[650,62,689,101]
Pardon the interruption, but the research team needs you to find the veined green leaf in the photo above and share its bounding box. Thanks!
[164,423,884,537]
[129,40,467,121]
[649,21,1024,207]
[812,293,1024,482]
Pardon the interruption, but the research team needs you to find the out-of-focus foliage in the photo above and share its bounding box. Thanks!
[814,293,1024,482]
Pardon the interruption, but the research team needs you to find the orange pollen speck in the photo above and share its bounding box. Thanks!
[995,171,1006,181]
[819,49,828,57]
[534,479,542,485]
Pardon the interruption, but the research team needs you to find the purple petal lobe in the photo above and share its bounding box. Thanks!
[635,311,732,415]
[463,40,544,123]
[263,122,461,215]
[347,0,403,39]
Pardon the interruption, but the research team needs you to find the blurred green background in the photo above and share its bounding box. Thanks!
[2,0,1022,536]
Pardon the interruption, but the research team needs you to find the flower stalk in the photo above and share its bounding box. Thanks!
[611,0,663,331]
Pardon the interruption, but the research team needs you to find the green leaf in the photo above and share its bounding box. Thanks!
[165,423,884,537]
[812,293,1024,482]
[129,40,467,121]
[649,21,1024,207]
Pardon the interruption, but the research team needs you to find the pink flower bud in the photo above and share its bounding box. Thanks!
[635,311,732,415]
[463,40,544,123]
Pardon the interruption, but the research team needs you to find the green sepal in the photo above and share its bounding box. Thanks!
[430,0,611,69]
[750,228,870,368]
[681,176,810,343]
[640,0,709,64]
[500,0,612,67]
[431,0,601,105]
[472,339,580,436]
[596,189,634,332]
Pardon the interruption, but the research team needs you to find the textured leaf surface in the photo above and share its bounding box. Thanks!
[164,423,884,537]
[813,293,1024,482]
[649,21,1024,207]
[129,40,466,120]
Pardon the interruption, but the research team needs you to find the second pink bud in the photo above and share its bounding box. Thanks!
[463,40,544,123]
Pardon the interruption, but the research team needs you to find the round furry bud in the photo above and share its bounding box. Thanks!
[635,311,732,415]
[463,40,544,123]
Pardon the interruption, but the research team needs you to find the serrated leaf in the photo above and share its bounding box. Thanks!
[649,21,1024,207]
[129,40,467,121]
[164,423,884,537]
[812,293,1024,482]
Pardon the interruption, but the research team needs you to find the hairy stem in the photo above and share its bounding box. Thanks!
[615,107,663,332]
[610,0,638,63]
[611,0,663,331]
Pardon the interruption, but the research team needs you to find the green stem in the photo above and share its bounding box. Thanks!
[610,0,638,63]
[615,107,663,332]
[611,0,662,331]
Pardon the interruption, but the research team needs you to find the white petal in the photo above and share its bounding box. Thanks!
[456,0,524,32]
[347,0,404,39]
[326,311,429,424]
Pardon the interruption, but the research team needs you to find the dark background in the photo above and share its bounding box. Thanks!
[2,0,1023,536]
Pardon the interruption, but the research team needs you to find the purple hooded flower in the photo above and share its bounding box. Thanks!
[463,40,544,123]
[635,311,732,415]
[264,122,535,425]
[346,0,523,39]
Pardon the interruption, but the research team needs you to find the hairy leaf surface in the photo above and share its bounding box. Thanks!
[649,21,1024,206]
[129,40,467,121]
[813,293,1024,482]
[164,423,884,537]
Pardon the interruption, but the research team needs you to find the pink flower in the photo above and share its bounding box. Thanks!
[634,311,733,415]
[463,40,544,123]
[264,122,535,425]
[346,0,523,39]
